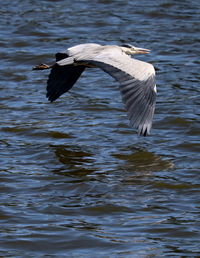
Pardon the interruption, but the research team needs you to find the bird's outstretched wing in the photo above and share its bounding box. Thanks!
[46,52,85,102]
[75,48,156,136]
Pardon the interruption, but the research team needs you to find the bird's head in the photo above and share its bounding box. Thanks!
[121,44,150,55]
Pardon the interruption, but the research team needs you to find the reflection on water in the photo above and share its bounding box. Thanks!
[113,148,174,173]
[52,144,95,176]
[0,0,200,257]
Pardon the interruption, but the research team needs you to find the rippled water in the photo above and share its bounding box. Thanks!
[0,0,200,257]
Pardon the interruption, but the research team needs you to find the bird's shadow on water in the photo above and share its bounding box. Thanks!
[49,144,96,178]
[112,147,174,173]
[47,143,174,204]
[49,143,174,179]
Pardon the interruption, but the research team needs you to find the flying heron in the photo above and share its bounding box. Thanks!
[33,43,156,136]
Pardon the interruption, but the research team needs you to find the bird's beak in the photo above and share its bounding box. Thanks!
[132,47,151,54]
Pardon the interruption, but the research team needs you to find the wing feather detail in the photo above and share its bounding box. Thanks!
[78,49,156,135]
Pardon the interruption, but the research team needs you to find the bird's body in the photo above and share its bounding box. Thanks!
[33,43,156,136]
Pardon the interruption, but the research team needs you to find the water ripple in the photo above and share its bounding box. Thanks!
[0,0,200,257]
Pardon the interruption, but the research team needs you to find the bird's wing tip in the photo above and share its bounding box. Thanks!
[138,123,152,136]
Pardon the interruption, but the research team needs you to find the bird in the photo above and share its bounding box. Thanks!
[33,43,156,136]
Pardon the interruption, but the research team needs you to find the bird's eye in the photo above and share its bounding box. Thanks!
[121,44,132,48]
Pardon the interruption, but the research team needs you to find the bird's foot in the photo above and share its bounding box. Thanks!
[32,63,51,70]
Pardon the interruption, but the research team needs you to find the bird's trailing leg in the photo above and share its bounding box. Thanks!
[32,63,52,70]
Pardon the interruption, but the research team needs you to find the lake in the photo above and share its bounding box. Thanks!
[0,0,200,257]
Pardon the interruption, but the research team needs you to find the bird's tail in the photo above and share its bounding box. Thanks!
[56,57,74,66]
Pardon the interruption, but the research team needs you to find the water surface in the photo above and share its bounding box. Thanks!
[0,0,200,257]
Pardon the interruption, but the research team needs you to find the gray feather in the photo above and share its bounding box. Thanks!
[77,47,156,135]
[44,43,156,135]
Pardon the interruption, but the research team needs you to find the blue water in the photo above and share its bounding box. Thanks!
[0,0,200,257]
